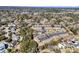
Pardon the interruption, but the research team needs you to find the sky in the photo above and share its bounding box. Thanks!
[0,0,79,7]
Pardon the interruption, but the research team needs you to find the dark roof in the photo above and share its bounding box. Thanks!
[37,32,67,41]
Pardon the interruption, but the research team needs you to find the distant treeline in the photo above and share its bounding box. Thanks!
[0,6,79,12]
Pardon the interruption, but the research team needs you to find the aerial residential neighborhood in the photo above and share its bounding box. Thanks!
[0,7,79,53]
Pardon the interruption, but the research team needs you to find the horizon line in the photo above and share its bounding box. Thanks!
[0,6,79,8]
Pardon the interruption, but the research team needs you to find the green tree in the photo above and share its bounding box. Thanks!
[49,39,60,46]
[70,27,79,35]
[0,35,7,41]
[20,27,34,39]
[20,38,38,53]
[17,14,29,20]
[6,32,12,42]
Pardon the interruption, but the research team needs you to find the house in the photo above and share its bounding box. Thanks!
[12,33,20,47]
[58,43,65,48]
[3,27,10,38]
[0,42,8,53]
[12,33,19,41]
[1,18,7,22]
[8,23,16,27]
[34,32,69,46]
